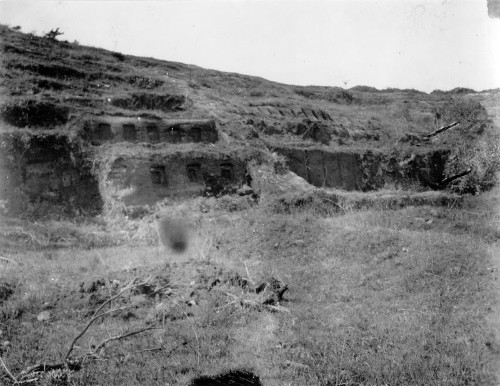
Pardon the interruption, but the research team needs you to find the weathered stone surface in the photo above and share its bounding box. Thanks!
[276,147,447,191]
[105,150,252,206]
[276,147,363,190]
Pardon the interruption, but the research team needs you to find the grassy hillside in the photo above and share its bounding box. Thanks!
[2,24,498,148]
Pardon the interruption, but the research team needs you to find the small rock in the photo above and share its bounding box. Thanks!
[187,300,197,306]
[37,311,51,322]
[190,280,196,286]
[2,341,10,348]
[426,219,433,225]
[293,239,305,246]
[274,243,279,248]
[42,302,52,310]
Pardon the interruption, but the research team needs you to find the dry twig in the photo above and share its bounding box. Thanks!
[65,277,148,360]
[0,257,19,266]
[0,355,17,383]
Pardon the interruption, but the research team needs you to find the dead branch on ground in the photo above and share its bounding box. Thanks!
[0,257,19,266]
[0,277,162,384]
[440,168,472,187]
[423,121,459,139]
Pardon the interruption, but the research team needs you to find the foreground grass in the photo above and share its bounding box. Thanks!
[0,198,498,385]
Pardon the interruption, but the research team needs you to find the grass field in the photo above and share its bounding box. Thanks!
[1,191,499,385]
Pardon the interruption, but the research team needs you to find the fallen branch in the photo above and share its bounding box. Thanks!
[423,121,459,139]
[14,276,157,381]
[65,277,148,360]
[91,323,160,357]
[0,355,17,383]
[440,168,472,187]
[162,292,200,364]
[418,167,472,190]
[21,359,82,376]
[0,257,19,266]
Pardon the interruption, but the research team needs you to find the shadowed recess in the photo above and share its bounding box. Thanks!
[189,369,262,386]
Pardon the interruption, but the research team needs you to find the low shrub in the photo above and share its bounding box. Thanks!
[438,98,500,193]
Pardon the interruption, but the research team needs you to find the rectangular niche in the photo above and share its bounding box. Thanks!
[108,158,128,180]
[147,124,160,142]
[168,126,183,143]
[186,164,201,182]
[122,124,137,141]
[220,163,234,180]
[61,170,75,188]
[191,127,202,142]
[95,123,114,140]
[150,165,167,185]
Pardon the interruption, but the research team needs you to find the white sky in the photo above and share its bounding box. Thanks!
[1,0,499,92]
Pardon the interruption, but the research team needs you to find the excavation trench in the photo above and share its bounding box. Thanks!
[275,146,449,191]
[0,131,453,218]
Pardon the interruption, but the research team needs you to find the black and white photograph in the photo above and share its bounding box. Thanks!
[0,0,500,384]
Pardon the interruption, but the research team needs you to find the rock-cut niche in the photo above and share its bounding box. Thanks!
[147,124,160,142]
[220,163,234,181]
[169,126,183,143]
[96,123,113,140]
[191,127,202,142]
[122,124,137,141]
[150,165,167,185]
[187,164,202,183]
